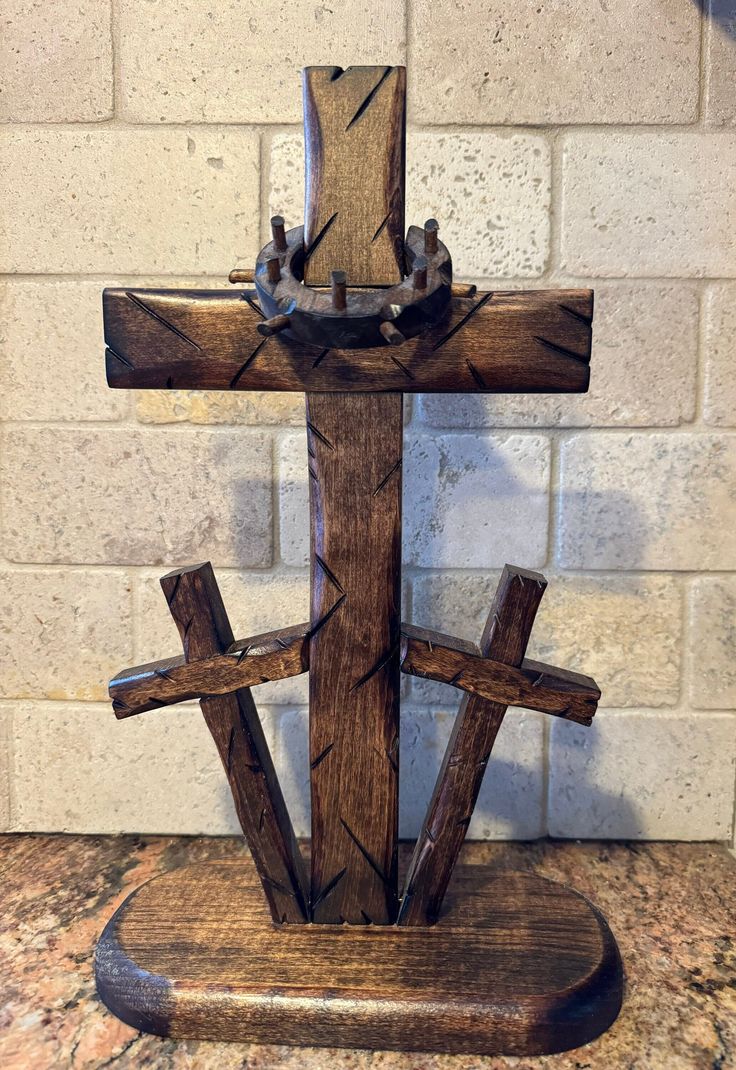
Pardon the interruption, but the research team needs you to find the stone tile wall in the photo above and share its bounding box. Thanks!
[1,0,734,843]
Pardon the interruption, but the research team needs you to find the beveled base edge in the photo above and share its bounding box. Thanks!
[95,861,623,1056]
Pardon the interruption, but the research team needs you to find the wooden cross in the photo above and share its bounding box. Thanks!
[104,65,600,929]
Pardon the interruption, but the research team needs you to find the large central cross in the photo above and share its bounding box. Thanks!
[104,65,599,929]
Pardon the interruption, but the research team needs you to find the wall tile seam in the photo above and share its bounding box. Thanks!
[5,698,735,718]
[2,114,720,132]
[110,0,120,121]
[4,118,717,134]
[0,273,731,287]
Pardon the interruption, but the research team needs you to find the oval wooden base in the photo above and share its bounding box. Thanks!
[95,858,623,1056]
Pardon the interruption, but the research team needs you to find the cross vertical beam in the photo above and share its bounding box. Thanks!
[302,65,406,923]
[307,393,402,924]
[398,566,546,926]
[160,563,309,923]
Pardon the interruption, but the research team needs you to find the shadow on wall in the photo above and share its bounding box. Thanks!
[214,429,646,842]
[697,0,736,39]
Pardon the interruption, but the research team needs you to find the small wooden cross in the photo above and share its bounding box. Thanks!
[104,65,600,929]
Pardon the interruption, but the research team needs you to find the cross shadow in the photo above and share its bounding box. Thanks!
[212,424,647,849]
[696,0,736,40]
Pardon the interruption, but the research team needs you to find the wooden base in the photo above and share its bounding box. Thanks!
[95,856,623,1056]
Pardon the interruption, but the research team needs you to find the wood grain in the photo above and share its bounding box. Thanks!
[103,288,593,394]
[157,564,308,924]
[307,393,402,925]
[302,66,405,285]
[400,624,600,726]
[95,855,623,1055]
[399,566,547,926]
[109,621,309,718]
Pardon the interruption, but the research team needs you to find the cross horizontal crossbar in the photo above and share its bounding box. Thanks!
[110,622,310,718]
[108,618,599,725]
[399,624,599,726]
[103,288,593,395]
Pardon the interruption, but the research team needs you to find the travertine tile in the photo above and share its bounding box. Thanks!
[0,281,127,422]
[137,569,309,705]
[272,705,310,838]
[0,128,259,274]
[274,705,544,840]
[558,433,736,570]
[416,283,698,428]
[689,577,736,709]
[0,0,113,121]
[400,709,545,840]
[118,1,405,123]
[8,700,282,834]
[408,133,550,278]
[561,132,736,277]
[1,427,272,567]
[277,432,310,567]
[280,431,551,572]
[549,710,736,840]
[703,284,736,427]
[409,0,699,125]
[705,2,736,125]
[268,130,551,277]
[136,391,305,427]
[404,434,550,568]
[0,569,132,702]
[410,572,681,708]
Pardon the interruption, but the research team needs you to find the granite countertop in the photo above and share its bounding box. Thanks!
[1,835,734,1069]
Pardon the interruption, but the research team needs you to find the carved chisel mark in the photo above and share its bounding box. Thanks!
[105,345,134,370]
[532,673,546,687]
[533,335,588,365]
[311,867,347,911]
[308,465,319,482]
[164,574,181,607]
[309,593,347,638]
[243,294,265,318]
[360,910,373,925]
[230,338,268,388]
[125,292,201,350]
[346,67,392,130]
[304,212,338,263]
[312,348,330,368]
[371,211,391,243]
[315,554,345,594]
[390,354,414,380]
[310,742,335,770]
[517,573,525,587]
[111,698,131,714]
[456,816,472,829]
[165,376,174,389]
[425,826,437,844]
[373,458,402,496]
[330,67,346,82]
[261,874,297,898]
[558,302,593,327]
[387,734,399,774]
[431,291,494,351]
[226,726,236,776]
[234,644,252,665]
[154,667,174,682]
[259,807,267,832]
[349,644,397,692]
[465,359,486,388]
[448,670,464,686]
[339,819,391,886]
[306,421,335,451]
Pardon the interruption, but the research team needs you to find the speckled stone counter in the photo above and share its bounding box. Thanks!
[1,836,734,1069]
